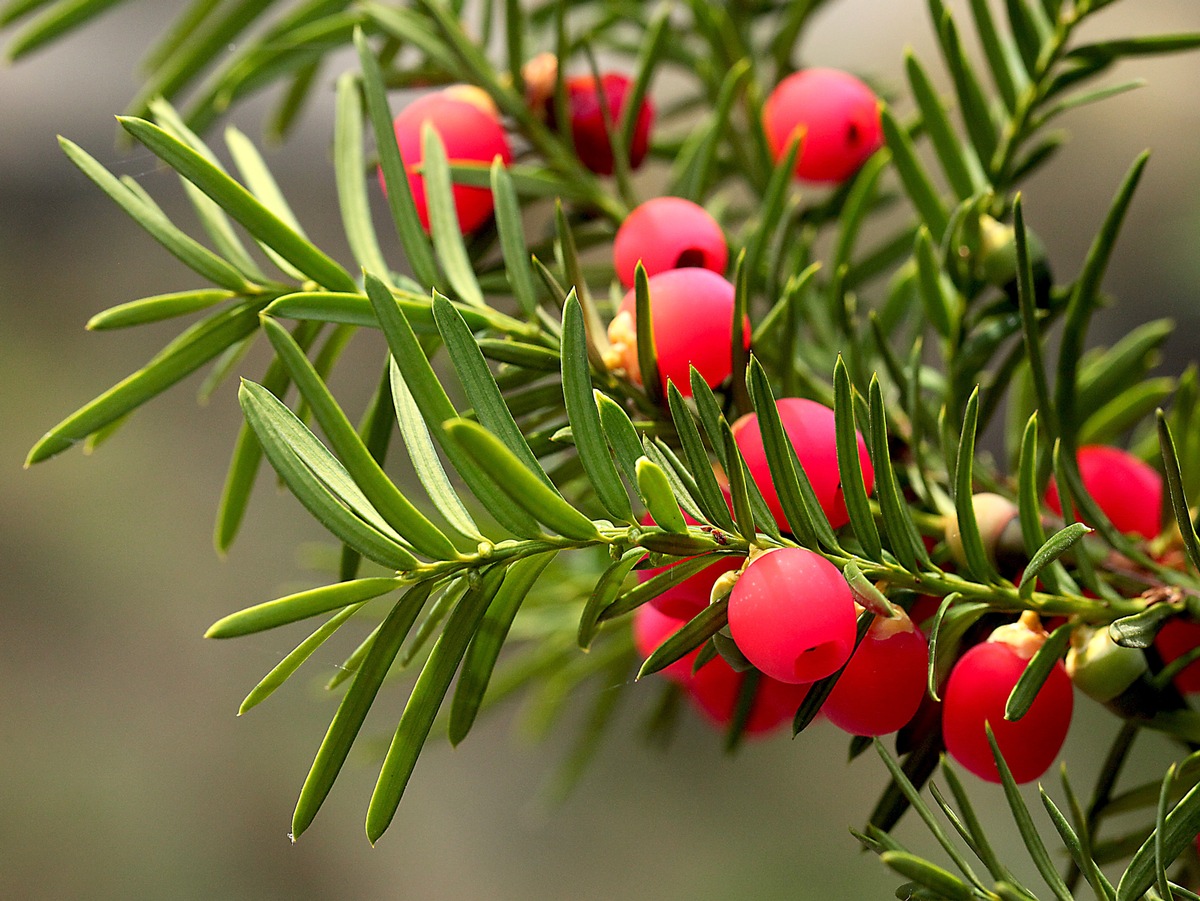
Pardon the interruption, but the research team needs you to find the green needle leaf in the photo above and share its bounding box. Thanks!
[118,116,358,293]
[1157,410,1200,575]
[27,301,264,465]
[880,106,949,239]
[261,315,460,561]
[578,548,645,650]
[292,580,434,840]
[1003,619,1073,721]
[638,596,731,681]
[207,577,403,639]
[450,552,557,745]
[636,457,687,534]
[420,122,485,307]
[561,294,635,523]
[238,603,365,716]
[1018,524,1089,601]
[334,70,390,279]
[86,289,237,330]
[445,418,599,541]
[834,356,882,560]
[238,380,419,571]
[367,566,505,843]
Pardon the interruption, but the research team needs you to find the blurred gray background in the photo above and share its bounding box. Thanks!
[3,2,1200,899]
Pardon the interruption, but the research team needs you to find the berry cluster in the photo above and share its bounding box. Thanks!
[631,422,1187,784]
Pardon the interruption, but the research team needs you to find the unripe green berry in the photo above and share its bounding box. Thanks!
[944,493,1020,569]
[1066,626,1148,703]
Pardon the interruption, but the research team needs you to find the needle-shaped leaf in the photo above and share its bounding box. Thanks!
[873,738,987,893]
[388,359,481,542]
[27,300,264,465]
[207,576,403,639]
[421,122,485,307]
[1039,787,1117,901]
[261,315,460,561]
[1157,411,1200,575]
[291,580,434,840]
[119,116,357,292]
[594,392,646,488]
[445,418,599,541]
[985,726,1075,901]
[86,289,238,330]
[1018,524,1089,602]
[914,225,958,339]
[669,59,750,200]
[1055,152,1149,443]
[600,553,724,621]
[433,293,552,486]
[834,356,882,560]
[638,596,730,680]
[881,106,949,240]
[58,136,254,293]
[238,603,365,716]
[450,552,557,745]
[5,0,125,60]
[367,566,506,843]
[952,389,998,582]
[577,548,645,650]
[745,358,838,553]
[868,377,929,572]
[561,294,635,523]
[238,379,418,571]
[967,0,1028,112]
[353,26,439,287]
[1004,619,1073,720]
[633,262,663,406]
[664,383,737,534]
[933,4,998,171]
[636,457,687,534]
[366,272,541,538]
[334,70,390,279]
[905,50,987,200]
[489,159,539,320]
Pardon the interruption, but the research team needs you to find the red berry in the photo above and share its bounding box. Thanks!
[563,72,654,175]
[727,548,857,684]
[823,612,928,736]
[385,89,513,234]
[637,489,741,620]
[606,268,749,398]
[686,656,809,736]
[1153,618,1200,693]
[762,68,883,183]
[943,639,1073,783]
[1045,444,1162,540]
[731,397,874,531]
[613,197,728,288]
[631,605,701,683]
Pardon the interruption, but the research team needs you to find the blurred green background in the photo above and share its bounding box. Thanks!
[3,2,1200,898]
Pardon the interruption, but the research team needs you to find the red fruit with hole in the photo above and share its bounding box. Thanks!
[632,605,701,684]
[762,68,883,183]
[606,268,749,397]
[731,397,874,531]
[1153,618,1200,693]
[686,657,810,736]
[384,89,513,234]
[1044,444,1163,540]
[613,197,728,288]
[727,547,857,684]
[943,640,1073,783]
[823,611,928,736]
[637,488,741,620]
[562,72,654,175]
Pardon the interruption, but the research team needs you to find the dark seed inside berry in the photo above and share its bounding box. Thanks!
[846,122,861,145]
[674,248,707,268]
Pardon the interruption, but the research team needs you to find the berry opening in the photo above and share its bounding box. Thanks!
[673,247,708,268]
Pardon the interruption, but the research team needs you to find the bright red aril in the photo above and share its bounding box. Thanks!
[613,196,728,288]
[822,611,928,736]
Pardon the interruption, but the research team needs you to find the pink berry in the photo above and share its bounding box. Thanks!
[606,268,749,398]
[1153,618,1200,693]
[385,89,513,234]
[631,605,701,684]
[731,397,874,531]
[823,612,928,736]
[943,640,1073,783]
[762,68,883,183]
[613,197,728,288]
[563,72,654,175]
[638,489,741,620]
[686,656,809,736]
[727,548,857,684]
[1044,445,1163,540]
